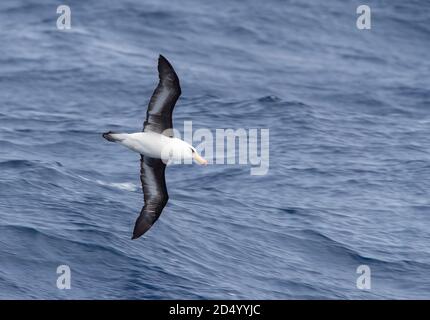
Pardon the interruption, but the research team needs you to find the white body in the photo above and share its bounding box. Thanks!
[110,132,197,164]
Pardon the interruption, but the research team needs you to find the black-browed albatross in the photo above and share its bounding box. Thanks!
[103,55,207,239]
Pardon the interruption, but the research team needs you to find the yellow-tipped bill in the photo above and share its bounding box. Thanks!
[193,152,208,165]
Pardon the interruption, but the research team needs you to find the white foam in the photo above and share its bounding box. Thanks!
[99,181,138,192]
[78,175,138,192]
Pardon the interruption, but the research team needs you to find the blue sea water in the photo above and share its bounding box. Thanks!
[0,0,429,299]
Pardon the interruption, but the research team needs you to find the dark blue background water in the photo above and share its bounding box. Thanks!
[1,0,429,299]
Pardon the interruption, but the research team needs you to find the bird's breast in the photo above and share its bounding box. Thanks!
[122,132,171,159]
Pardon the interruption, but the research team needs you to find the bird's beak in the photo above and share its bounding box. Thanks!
[193,152,208,165]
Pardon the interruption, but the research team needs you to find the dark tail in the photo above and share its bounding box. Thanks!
[102,131,118,142]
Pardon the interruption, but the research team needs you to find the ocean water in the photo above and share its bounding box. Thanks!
[0,0,429,299]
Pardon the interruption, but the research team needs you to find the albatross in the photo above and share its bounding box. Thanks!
[103,55,207,239]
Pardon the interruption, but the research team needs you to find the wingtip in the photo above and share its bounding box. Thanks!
[131,214,154,240]
[158,54,172,69]
[131,230,145,240]
[156,54,180,89]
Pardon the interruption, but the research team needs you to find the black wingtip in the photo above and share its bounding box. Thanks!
[131,214,153,240]
[131,231,145,240]
[158,54,178,77]
[158,54,170,69]
[158,54,170,65]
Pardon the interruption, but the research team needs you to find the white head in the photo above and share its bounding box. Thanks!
[161,138,208,165]
[188,145,208,165]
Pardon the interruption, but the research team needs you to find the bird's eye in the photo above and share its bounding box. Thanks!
[190,148,195,153]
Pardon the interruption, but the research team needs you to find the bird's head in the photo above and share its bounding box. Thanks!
[161,139,208,165]
[189,146,208,166]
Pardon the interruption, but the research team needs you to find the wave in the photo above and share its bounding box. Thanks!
[78,175,139,192]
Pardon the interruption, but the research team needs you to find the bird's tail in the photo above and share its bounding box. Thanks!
[102,131,124,142]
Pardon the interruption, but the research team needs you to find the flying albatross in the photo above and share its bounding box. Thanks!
[103,55,207,239]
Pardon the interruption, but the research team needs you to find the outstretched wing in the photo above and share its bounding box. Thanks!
[132,156,168,239]
[143,54,181,136]
[132,55,180,239]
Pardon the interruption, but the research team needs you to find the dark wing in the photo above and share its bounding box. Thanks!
[132,156,168,239]
[132,55,180,239]
[143,54,181,136]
